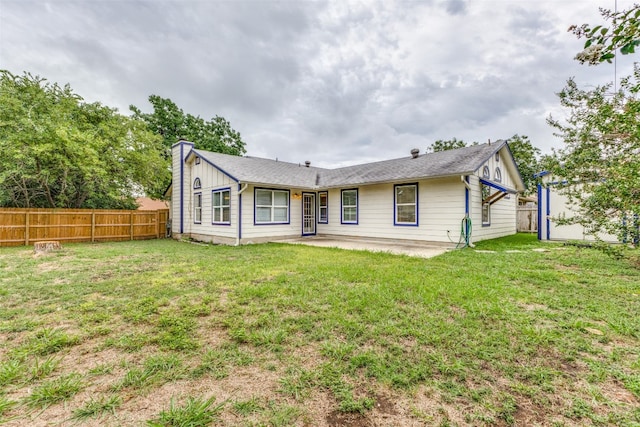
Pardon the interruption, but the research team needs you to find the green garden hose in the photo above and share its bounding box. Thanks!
[459,216,472,249]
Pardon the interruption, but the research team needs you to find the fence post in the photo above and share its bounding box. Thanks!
[156,210,160,239]
[130,211,134,240]
[91,211,95,243]
[25,211,30,245]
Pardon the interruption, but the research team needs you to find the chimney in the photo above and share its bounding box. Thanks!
[410,148,420,159]
[304,160,311,167]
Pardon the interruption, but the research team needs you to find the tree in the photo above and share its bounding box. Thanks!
[506,134,541,195]
[0,70,169,209]
[547,4,640,248]
[547,66,640,246]
[427,137,467,152]
[571,3,640,64]
[130,95,246,156]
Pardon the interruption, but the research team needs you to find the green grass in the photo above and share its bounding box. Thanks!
[71,394,121,420]
[0,236,639,425]
[147,396,224,426]
[26,373,83,408]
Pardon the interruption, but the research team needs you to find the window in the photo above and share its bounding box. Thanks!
[195,156,201,165]
[395,184,418,226]
[194,192,202,223]
[481,184,490,226]
[255,189,289,224]
[494,167,502,182]
[341,189,358,224]
[482,166,490,179]
[193,177,201,189]
[495,152,500,162]
[212,188,231,224]
[482,202,490,225]
[318,192,328,223]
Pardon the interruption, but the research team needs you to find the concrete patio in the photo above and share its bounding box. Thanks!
[277,236,454,259]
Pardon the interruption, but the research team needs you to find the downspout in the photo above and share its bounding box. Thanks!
[235,183,249,246]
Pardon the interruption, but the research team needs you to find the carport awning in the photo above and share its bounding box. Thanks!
[479,178,518,194]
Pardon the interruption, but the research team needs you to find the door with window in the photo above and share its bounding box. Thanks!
[302,193,316,235]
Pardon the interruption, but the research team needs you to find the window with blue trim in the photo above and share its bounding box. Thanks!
[341,189,358,224]
[481,183,490,226]
[194,192,202,223]
[193,177,201,189]
[318,191,328,223]
[395,184,418,225]
[212,189,231,224]
[494,167,502,182]
[482,166,490,179]
[255,189,289,223]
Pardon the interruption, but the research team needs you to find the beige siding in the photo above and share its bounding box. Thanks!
[185,157,237,240]
[316,178,468,243]
[547,185,618,242]
[239,185,303,242]
[469,172,518,242]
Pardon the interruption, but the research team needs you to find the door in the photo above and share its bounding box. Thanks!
[302,193,316,235]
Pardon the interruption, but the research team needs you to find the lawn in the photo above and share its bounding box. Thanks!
[0,234,639,426]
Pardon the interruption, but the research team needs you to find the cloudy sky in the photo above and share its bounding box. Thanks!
[0,0,637,167]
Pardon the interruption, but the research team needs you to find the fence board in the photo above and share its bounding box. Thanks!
[0,208,169,247]
[517,207,538,233]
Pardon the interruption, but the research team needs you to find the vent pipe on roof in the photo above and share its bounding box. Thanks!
[304,160,311,167]
[410,148,420,158]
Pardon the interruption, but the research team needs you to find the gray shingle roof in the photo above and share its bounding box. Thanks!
[190,141,510,189]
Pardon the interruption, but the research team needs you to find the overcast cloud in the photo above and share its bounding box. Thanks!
[0,0,637,167]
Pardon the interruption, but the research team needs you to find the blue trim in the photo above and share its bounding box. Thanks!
[301,192,317,236]
[211,187,231,225]
[194,192,202,224]
[537,183,542,240]
[318,191,328,224]
[186,150,240,183]
[254,187,291,225]
[546,187,550,240]
[238,184,243,240]
[393,183,419,227]
[465,176,470,236]
[534,170,550,178]
[341,188,359,224]
[479,178,517,194]
[176,141,195,235]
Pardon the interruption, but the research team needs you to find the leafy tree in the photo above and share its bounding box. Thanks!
[547,66,640,246]
[506,134,540,195]
[427,137,467,152]
[0,70,169,209]
[130,95,246,156]
[571,3,640,64]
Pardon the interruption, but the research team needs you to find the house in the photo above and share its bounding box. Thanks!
[536,173,619,242]
[169,139,525,246]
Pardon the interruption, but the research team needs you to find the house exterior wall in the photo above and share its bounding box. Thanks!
[538,179,618,242]
[466,174,517,242]
[316,178,468,243]
[171,141,194,236]
[238,184,305,242]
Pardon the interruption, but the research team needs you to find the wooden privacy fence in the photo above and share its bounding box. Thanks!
[517,206,537,233]
[0,208,169,247]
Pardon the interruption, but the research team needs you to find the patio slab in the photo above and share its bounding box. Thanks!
[277,236,453,259]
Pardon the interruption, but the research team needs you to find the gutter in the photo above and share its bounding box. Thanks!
[235,183,249,246]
